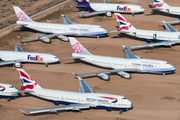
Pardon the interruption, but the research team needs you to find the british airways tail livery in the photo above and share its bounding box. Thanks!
[13,6,108,42]
[75,0,144,17]
[0,46,59,67]
[63,37,176,80]
[17,69,133,115]
[149,0,180,17]
[111,13,180,48]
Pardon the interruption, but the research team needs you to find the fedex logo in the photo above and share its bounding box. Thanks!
[27,55,43,61]
[117,6,131,11]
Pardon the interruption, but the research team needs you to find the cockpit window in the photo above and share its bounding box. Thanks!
[54,57,58,59]
[9,86,14,88]
[99,27,102,28]
[166,62,169,64]
[140,7,143,9]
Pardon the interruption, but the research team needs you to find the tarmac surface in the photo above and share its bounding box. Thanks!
[0,0,180,120]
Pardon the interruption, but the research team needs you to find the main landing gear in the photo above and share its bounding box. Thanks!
[119,110,123,115]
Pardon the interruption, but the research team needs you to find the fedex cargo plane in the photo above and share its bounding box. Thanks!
[75,0,144,17]
[0,46,59,67]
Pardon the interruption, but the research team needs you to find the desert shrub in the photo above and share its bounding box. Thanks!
[1,4,7,7]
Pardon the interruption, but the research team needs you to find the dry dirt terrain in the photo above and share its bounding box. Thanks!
[0,0,180,120]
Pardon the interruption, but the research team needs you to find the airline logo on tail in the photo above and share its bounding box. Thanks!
[117,6,131,11]
[115,14,132,31]
[73,42,84,53]
[17,70,37,90]
[100,96,118,103]
[151,0,165,8]
[17,11,27,21]
[27,55,43,61]
[0,86,5,91]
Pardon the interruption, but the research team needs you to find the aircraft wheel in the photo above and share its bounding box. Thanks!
[119,110,123,115]
[7,98,11,102]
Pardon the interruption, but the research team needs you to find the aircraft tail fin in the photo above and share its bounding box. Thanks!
[69,37,91,55]
[62,14,75,24]
[13,6,34,22]
[75,0,90,3]
[114,13,136,32]
[150,0,169,8]
[17,69,42,90]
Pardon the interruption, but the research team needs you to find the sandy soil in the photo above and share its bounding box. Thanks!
[0,0,180,120]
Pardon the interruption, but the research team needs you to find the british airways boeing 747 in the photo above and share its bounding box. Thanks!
[17,69,133,115]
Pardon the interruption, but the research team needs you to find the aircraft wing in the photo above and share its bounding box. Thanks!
[19,103,96,114]
[62,14,75,24]
[15,46,24,52]
[73,68,140,76]
[80,11,107,17]
[62,56,85,59]
[77,76,94,93]
[161,20,178,32]
[18,33,78,40]
[0,59,24,66]
[104,0,110,3]
[163,19,180,23]
[123,45,141,59]
[128,41,180,48]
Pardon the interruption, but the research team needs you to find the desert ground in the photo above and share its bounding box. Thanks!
[0,0,180,120]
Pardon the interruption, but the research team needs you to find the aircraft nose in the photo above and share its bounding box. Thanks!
[171,66,176,72]
[53,57,59,62]
[140,7,144,12]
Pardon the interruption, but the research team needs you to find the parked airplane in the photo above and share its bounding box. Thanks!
[13,6,108,42]
[63,37,176,80]
[149,0,180,18]
[17,69,133,115]
[110,13,180,48]
[75,0,144,17]
[0,83,19,101]
[0,46,59,67]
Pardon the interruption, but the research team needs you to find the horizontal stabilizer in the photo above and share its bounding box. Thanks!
[15,46,24,52]
[110,30,130,33]
[9,24,28,26]
[62,57,85,59]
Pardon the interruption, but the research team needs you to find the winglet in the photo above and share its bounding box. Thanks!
[72,72,78,76]
[122,45,127,49]
[19,109,27,113]
[17,36,22,39]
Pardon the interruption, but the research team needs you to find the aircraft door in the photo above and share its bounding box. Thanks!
[153,34,157,39]
[166,9,169,13]
[133,32,136,37]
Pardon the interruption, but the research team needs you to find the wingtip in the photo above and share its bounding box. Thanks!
[122,45,127,49]
[61,14,65,17]
[19,109,25,113]
[72,72,78,76]
[17,36,22,39]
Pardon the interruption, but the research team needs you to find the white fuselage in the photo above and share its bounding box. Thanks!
[125,29,180,42]
[159,6,180,15]
[0,83,19,98]
[90,3,144,13]
[17,21,108,37]
[30,88,132,109]
[72,53,176,73]
[0,51,59,64]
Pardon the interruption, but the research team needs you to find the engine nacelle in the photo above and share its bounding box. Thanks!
[57,35,69,42]
[106,11,112,17]
[39,36,51,43]
[14,62,23,68]
[76,0,90,3]
[96,73,110,81]
[117,71,131,79]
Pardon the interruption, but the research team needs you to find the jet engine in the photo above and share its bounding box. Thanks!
[14,62,23,68]
[96,73,110,81]
[57,35,69,42]
[106,11,112,17]
[117,71,131,79]
[39,36,51,43]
